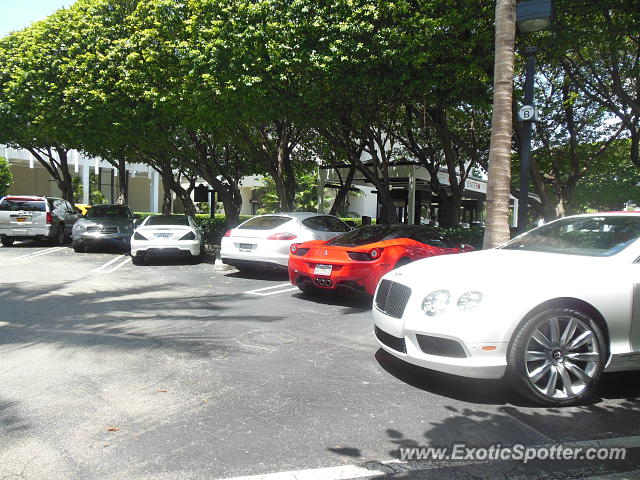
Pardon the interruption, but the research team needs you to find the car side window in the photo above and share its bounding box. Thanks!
[53,199,64,212]
[410,228,452,248]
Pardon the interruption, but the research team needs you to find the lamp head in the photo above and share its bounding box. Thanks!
[516,0,553,33]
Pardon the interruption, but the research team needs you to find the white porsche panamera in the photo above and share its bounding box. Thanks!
[373,212,640,406]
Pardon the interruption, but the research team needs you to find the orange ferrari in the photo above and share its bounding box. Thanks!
[288,224,473,296]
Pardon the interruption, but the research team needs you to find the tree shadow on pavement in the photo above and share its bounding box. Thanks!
[225,269,290,281]
[0,282,285,358]
[326,394,640,478]
[291,291,372,312]
[375,349,640,408]
[0,398,29,439]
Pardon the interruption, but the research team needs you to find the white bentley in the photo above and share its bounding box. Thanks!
[373,212,640,406]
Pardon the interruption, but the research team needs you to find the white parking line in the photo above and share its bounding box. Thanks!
[243,283,299,296]
[94,255,126,273]
[100,256,130,274]
[17,246,66,259]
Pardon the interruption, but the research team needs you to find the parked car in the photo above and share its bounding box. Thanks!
[221,213,351,271]
[130,215,203,265]
[289,224,472,296]
[0,195,80,247]
[75,204,92,216]
[373,212,640,406]
[72,204,137,252]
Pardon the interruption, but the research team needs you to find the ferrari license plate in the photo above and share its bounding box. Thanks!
[314,264,332,276]
[239,243,253,252]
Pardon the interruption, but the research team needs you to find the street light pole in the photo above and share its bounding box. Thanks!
[517,45,537,233]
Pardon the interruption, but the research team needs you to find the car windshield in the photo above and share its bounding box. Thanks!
[146,215,189,226]
[328,225,440,247]
[0,198,46,212]
[502,216,640,257]
[85,205,131,218]
[238,216,290,230]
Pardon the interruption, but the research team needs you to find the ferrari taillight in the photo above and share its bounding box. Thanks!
[347,248,383,261]
[290,243,309,256]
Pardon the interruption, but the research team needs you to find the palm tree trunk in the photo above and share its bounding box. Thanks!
[484,0,517,249]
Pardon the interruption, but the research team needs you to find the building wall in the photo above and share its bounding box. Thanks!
[9,164,61,197]
[128,174,152,212]
[240,186,254,215]
[344,185,377,219]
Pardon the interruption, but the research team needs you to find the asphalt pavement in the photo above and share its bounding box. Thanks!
[2,240,640,479]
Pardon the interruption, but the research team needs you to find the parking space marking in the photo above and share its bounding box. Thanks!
[243,283,299,296]
[94,255,126,273]
[16,246,67,259]
[100,256,131,274]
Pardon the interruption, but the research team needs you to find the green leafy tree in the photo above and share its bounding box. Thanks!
[545,0,640,168]
[0,157,13,197]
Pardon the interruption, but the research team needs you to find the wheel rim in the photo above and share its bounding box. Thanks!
[524,314,600,400]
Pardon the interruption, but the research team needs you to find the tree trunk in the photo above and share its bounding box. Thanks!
[329,165,356,217]
[375,185,398,225]
[275,137,296,211]
[483,0,517,248]
[631,130,639,168]
[437,190,462,227]
[179,195,197,217]
[219,185,243,228]
[161,183,172,215]
[114,162,129,205]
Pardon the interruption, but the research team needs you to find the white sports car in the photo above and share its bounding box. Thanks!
[373,212,640,406]
[220,212,351,271]
[130,215,204,265]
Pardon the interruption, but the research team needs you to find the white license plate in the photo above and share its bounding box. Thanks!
[314,264,332,276]
[239,243,253,252]
[154,233,172,239]
[15,217,27,223]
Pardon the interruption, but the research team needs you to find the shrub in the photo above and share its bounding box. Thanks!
[0,157,13,198]
[437,226,484,249]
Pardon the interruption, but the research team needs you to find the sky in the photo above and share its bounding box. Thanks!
[0,0,72,38]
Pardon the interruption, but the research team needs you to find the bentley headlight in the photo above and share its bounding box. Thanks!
[421,290,450,316]
[457,291,483,310]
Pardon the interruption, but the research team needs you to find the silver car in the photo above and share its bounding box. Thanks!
[220,212,352,271]
[0,195,80,247]
[72,204,137,252]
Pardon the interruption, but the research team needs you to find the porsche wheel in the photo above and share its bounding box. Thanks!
[508,308,606,406]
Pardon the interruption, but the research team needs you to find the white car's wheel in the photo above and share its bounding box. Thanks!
[131,255,144,266]
[508,308,606,406]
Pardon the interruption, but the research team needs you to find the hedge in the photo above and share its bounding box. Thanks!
[134,212,485,248]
